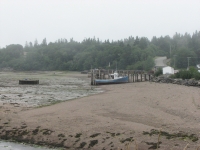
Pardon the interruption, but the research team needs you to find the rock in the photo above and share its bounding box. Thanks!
[151,76,200,87]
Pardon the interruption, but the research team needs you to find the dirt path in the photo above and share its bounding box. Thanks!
[155,57,167,67]
[1,72,200,149]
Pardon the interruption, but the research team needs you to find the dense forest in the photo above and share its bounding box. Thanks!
[0,31,200,71]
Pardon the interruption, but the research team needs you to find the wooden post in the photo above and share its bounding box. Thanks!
[134,73,137,82]
[99,70,100,79]
[91,69,93,85]
[128,71,130,82]
[130,73,133,83]
[132,73,134,83]
[94,70,96,85]
[134,74,136,82]
[136,74,138,82]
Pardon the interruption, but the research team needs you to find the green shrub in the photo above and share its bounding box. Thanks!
[155,68,163,77]
[174,67,200,80]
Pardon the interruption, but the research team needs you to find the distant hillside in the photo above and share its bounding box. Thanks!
[0,31,200,71]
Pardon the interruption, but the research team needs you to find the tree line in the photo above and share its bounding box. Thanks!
[0,31,200,71]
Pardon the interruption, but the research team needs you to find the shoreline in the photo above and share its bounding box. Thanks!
[0,71,102,149]
[1,72,200,149]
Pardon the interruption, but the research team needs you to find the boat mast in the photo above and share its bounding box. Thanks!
[116,61,117,72]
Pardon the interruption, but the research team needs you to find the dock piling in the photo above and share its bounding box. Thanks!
[90,69,153,85]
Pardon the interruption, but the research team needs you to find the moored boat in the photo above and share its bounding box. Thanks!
[95,71,128,85]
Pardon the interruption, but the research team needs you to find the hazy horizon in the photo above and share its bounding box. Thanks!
[1,0,200,48]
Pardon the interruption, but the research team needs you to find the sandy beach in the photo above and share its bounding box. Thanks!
[0,72,200,150]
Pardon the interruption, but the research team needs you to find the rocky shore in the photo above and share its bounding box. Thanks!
[151,75,200,86]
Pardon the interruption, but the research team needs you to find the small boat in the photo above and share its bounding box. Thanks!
[95,71,128,85]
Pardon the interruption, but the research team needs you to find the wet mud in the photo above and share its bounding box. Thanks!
[0,71,102,107]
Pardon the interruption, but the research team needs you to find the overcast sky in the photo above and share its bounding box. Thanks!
[0,0,200,48]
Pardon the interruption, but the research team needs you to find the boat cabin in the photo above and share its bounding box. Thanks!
[110,72,120,79]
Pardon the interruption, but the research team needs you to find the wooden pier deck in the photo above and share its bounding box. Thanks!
[90,69,153,85]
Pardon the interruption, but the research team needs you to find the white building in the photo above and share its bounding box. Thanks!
[197,64,200,73]
[163,66,174,74]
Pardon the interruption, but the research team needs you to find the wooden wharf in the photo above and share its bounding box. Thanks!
[90,69,153,85]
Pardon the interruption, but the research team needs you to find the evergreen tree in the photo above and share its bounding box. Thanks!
[41,38,47,46]
[34,39,38,47]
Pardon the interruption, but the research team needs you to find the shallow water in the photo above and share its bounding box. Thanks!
[0,141,56,150]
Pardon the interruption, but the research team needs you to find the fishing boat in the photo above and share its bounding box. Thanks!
[95,71,128,85]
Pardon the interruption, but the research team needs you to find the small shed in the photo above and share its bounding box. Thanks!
[163,66,174,74]
[196,64,200,73]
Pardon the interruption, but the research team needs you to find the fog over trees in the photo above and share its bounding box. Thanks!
[0,31,200,71]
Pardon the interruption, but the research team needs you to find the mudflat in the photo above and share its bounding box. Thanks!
[0,71,200,150]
